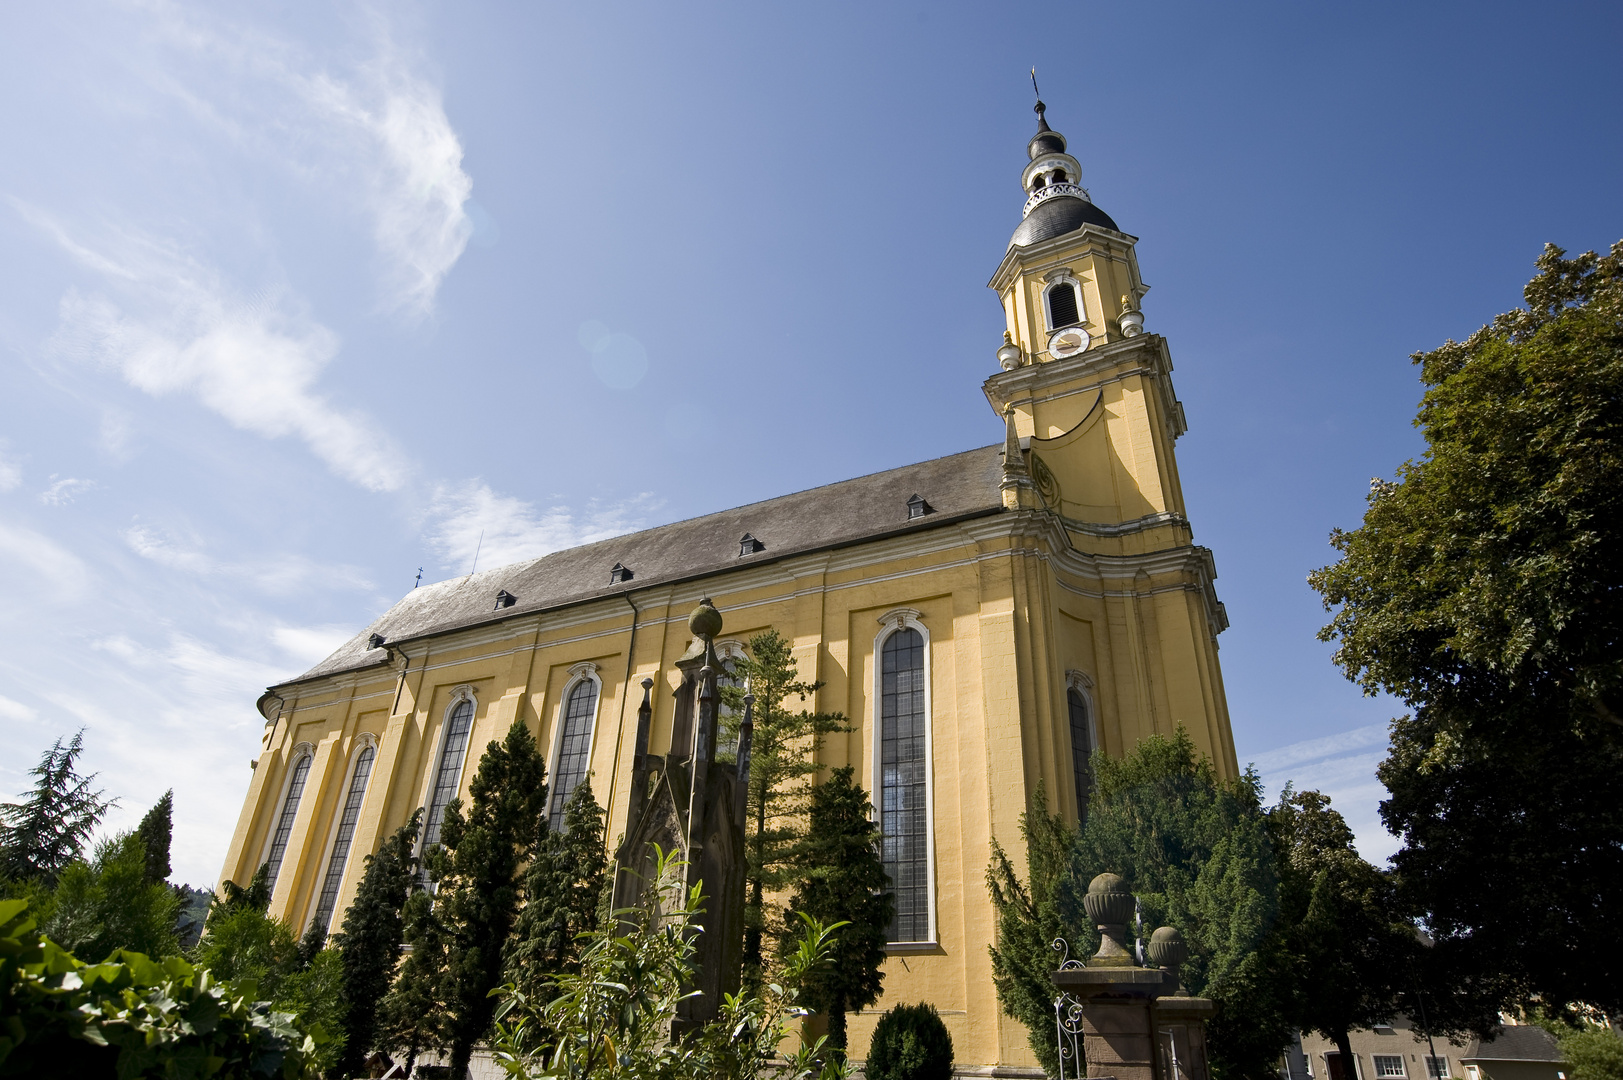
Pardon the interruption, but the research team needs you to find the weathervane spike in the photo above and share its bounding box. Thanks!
[1030,67,1050,131]
[1031,68,1041,99]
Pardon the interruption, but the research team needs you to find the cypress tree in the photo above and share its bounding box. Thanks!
[0,731,112,886]
[379,887,450,1076]
[784,765,892,1057]
[432,718,550,1079]
[721,630,848,986]
[333,809,421,1080]
[506,780,606,1000]
[135,789,173,886]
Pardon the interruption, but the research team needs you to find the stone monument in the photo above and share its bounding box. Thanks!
[1053,873,1216,1080]
[611,598,754,1032]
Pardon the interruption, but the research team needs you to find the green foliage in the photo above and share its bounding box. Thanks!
[785,766,892,1056]
[274,948,346,1077]
[135,790,173,886]
[720,630,849,985]
[1072,730,1291,1080]
[0,732,113,887]
[1557,1026,1623,1080]
[489,846,850,1080]
[864,1002,954,1080]
[377,888,450,1073]
[1269,789,1419,1063]
[1309,241,1623,1017]
[985,782,1077,1077]
[425,718,551,1079]
[209,863,272,931]
[44,831,181,962]
[332,808,420,1080]
[506,779,607,1002]
[0,897,320,1078]
[195,905,302,1002]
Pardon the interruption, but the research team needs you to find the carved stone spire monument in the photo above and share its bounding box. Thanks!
[1054,873,1216,1080]
[611,598,754,1032]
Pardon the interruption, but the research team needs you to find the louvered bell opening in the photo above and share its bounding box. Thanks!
[1049,283,1080,328]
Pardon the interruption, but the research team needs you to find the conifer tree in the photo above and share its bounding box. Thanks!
[431,718,550,1079]
[0,732,112,886]
[207,862,271,931]
[784,766,892,1057]
[333,809,421,1080]
[506,780,606,1000]
[46,830,182,961]
[721,629,848,984]
[380,887,451,1076]
[135,789,173,886]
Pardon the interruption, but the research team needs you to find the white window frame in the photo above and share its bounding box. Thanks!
[259,740,316,888]
[1425,1058,1449,1080]
[1373,1056,1407,1078]
[1043,271,1085,331]
[871,607,936,947]
[547,662,603,827]
[418,685,479,862]
[311,732,379,931]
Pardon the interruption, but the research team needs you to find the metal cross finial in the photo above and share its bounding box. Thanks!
[1030,68,1048,128]
[414,567,423,588]
[1031,68,1041,99]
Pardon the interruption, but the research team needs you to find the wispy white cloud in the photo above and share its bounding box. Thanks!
[425,479,660,573]
[40,475,96,506]
[1250,722,1398,865]
[137,2,473,317]
[122,523,374,595]
[271,624,355,668]
[0,695,38,723]
[32,219,409,491]
[0,446,23,492]
[0,523,90,597]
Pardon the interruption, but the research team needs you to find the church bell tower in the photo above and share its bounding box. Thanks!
[986,97,1197,565]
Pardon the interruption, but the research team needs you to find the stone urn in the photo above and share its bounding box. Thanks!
[1147,926,1189,994]
[1082,872,1136,965]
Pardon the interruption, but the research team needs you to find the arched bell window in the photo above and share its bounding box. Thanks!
[1046,280,1082,330]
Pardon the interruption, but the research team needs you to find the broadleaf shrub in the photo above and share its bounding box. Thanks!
[0,897,320,1078]
[866,1002,954,1080]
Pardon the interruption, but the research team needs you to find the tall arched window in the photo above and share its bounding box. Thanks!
[1047,280,1081,329]
[880,625,930,942]
[549,677,599,831]
[312,743,375,931]
[264,751,312,893]
[1068,688,1093,820]
[422,698,475,855]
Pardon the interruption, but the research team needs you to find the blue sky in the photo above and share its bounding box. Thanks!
[0,1,1617,886]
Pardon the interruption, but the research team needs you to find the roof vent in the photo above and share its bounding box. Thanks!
[610,562,634,584]
[367,633,388,650]
[495,589,518,609]
[739,533,765,556]
[906,494,933,519]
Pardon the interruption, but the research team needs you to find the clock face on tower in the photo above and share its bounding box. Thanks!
[1047,326,1089,359]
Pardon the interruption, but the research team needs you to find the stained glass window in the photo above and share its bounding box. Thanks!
[881,627,929,942]
[312,745,375,930]
[549,679,599,831]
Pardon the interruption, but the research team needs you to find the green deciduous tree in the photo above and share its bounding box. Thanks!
[333,808,421,1080]
[1309,241,1623,1018]
[194,903,302,1000]
[1072,730,1291,1080]
[134,789,172,886]
[0,732,112,887]
[986,782,1078,1078]
[721,630,848,986]
[784,766,892,1058]
[506,780,607,1002]
[1269,789,1418,1068]
[430,718,551,1079]
[44,831,180,962]
[379,888,451,1075]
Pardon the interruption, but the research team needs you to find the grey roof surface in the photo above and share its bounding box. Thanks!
[1009,194,1121,248]
[283,444,1007,688]
[1464,1027,1563,1063]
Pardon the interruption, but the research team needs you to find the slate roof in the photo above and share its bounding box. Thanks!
[1009,194,1120,248]
[1463,1026,1563,1063]
[280,444,1007,688]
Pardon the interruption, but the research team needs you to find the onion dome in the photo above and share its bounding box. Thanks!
[1010,99,1118,247]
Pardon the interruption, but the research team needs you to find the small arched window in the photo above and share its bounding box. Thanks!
[1067,688,1093,820]
[312,744,375,930]
[264,752,313,893]
[1047,281,1081,329]
[1051,169,1068,184]
[422,698,475,854]
[880,626,929,942]
[550,678,600,831]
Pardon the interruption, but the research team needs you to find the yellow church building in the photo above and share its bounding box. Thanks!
[220,99,1239,1075]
